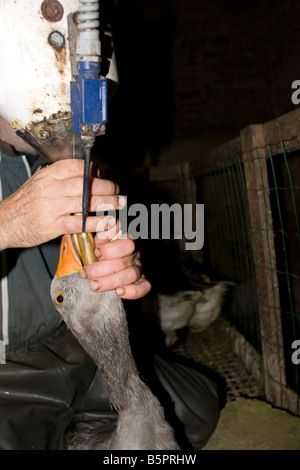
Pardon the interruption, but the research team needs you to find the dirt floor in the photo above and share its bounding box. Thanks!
[202,396,300,450]
[172,317,300,450]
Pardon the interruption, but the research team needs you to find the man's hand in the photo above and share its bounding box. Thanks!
[0,158,151,300]
[0,159,124,250]
[80,233,151,300]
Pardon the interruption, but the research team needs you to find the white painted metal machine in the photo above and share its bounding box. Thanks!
[0,0,117,161]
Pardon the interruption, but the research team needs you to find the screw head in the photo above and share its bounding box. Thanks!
[41,0,64,23]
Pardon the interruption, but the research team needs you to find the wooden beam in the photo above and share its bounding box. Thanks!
[240,124,287,409]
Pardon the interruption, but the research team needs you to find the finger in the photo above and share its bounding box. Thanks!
[41,159,85,179]
[89,264,142,293]
[81,253,140,279]
[90,177,120,196]
[94,231,133,246]
[94,218,121,242]
[115,277,152,300]
[94,236,136,260]
[55,194,126,216]
[58,213,120,235]
[40,160,120,197]
[58,177,119,198]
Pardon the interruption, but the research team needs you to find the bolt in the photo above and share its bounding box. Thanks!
[39,130,50,140]
[48,31,65,51]
[92,124,100,133]
[82,125,90,133]
[41,0,64,23]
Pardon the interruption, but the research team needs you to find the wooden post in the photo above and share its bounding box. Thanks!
[241,124,287,408]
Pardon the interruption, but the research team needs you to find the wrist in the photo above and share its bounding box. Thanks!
[0,200,15,250]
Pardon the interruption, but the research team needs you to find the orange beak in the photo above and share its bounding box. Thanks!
[56,234,83,278]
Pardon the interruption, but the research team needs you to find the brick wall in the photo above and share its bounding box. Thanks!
[96,0,300,167]
[171,0,300,140]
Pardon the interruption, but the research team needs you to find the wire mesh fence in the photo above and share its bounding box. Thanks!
[196,156,261,354]
[267,144,300,403]
[194,135,300,415]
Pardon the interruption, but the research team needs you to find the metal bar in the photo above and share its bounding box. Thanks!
[82,140,93,233]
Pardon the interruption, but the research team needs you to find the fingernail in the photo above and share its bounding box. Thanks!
[90,280,101,292]
[116,287,126,297]
[105,216,117,230]
[95,247,101,258]
[118,196,126,208]
[97,168,101,178]
[80,268,87,279]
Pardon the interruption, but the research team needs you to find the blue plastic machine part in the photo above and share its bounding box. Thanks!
[71,61,107,136]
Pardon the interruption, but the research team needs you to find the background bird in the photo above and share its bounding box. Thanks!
[158,281,234,348]
[51,234,179,450]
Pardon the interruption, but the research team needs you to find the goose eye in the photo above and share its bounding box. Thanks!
[55,291,64,304]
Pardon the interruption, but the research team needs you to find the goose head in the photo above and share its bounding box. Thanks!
[50,234,121,351]
[51,234,97,325]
